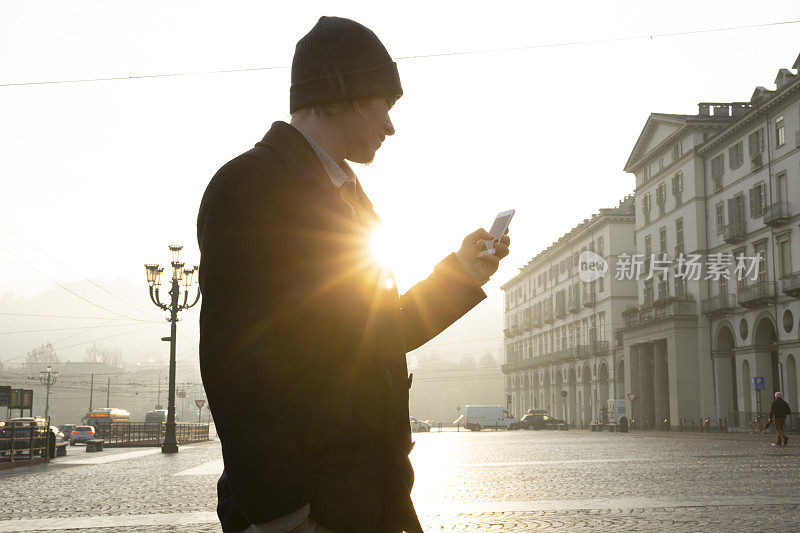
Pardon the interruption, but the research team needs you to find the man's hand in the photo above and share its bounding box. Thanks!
[456,228,511,285]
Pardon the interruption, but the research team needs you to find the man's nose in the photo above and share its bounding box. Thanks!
[384,116,395,136]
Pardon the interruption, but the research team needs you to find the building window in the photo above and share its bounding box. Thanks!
[711,154,724,191]
[749,182,767,218]
[644,280,654,304]
[675,218,684,255]
[657,275,668,301]
[659,226,667,254]
[658,156,664,172]
[642,166,650,181]
[715,202,725,234]
[672,141,682,162]
[598,273,604,293]
[735,249,747,292]
[779,239,792,278]
[748,128,764,155]
[776,115,785,147]
[656,182,666,215]
[598,312,606,341]
[597,235,604,256]
[754,244,768,281]
[674,271,686,297]
[729,141,743,169]
[642,193,651,224]
[672,172,683,204]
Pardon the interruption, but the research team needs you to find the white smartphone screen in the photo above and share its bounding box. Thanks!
[482,209,515,253]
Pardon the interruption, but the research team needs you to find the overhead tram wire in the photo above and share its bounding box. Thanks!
[0,242,152,322]
[0,18,798,89]
[0,226,164,322]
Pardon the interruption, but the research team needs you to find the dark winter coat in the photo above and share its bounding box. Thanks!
[770,397,791,419]
[197,121,486,532]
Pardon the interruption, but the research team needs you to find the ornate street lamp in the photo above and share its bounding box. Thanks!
[145,244,200,454]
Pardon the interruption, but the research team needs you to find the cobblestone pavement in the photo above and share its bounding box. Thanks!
[0,430,798,531]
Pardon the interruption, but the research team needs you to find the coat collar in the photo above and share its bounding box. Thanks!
[256,121,381,227]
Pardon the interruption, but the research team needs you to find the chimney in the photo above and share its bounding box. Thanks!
[698,103,710,116]
[775,68,796,90]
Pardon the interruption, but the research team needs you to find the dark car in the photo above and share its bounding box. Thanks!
[519,410,566,430]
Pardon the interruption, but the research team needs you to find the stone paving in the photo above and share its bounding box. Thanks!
[0,429,798,531]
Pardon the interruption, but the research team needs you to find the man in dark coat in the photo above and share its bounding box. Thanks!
[197,16,510,533]
[769,391,791,446]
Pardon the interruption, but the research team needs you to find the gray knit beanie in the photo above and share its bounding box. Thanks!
[290,16,403,113]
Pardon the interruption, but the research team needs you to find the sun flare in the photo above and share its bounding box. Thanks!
[370,224,401,271]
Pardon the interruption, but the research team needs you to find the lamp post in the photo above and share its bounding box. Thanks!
[38,366,58,424]
[145,244,200,454]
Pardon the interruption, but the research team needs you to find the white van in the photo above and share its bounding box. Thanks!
[463,405,518,431]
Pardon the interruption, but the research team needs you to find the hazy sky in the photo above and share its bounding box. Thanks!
[2,1,800,365]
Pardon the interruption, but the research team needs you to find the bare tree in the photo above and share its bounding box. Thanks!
[25,343,60,372]
[84,343,124,368]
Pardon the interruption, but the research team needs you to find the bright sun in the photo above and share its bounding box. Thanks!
[370,224,400,271]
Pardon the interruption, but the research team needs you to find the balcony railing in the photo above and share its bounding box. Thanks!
[592,340,610,354]
[784,272,800,298]
[701,293,737,315]
[622,297,697,328]
[737,281,776,308]
[723,220,746,244]
[763,202,791,227]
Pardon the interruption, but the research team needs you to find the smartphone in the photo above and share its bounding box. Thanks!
[479,209,515,256]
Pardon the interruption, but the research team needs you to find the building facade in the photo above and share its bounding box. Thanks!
[503,53,800,429]
[501,197,636,425]
[621,55,800,427]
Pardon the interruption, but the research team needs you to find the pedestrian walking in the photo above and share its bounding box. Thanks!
[197,16,511,533]
[769,391,791,446]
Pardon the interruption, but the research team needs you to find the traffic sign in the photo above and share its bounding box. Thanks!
[627,393,638,402]
[195,399,205,409]
[751,377,765,391]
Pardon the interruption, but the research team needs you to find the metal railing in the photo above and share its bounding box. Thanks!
[701,293,737,315]
[782,272,800,297]
[94,422,210,447]
[723,220,746,243]
[737,281,776,308]
[728,411,800,434]
[622,297,696,328]
[0,425,50,464]
[763,202,791,226]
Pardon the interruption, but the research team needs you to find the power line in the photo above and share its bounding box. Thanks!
[1,19,798,89]
[0,241,149,321]
[0,321,161,335]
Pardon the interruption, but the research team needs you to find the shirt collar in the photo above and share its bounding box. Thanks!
[292,125,356,188]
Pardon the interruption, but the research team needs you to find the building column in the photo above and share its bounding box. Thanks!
[653,340,670,427]
[638,343,655,428]
[628,345,640,422]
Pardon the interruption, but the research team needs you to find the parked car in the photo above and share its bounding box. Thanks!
[1,417,48,438]
[69,426,97,445]
[463,405,519,431]
[410,417,431,432]
[519,410,566,430]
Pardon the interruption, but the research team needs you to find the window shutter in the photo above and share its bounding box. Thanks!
[728,198,736,224]
[760,184,766,212]
[749,188,755,218]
